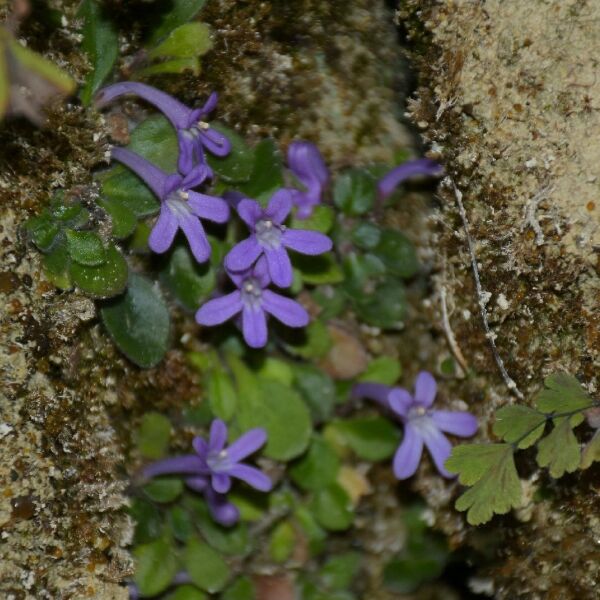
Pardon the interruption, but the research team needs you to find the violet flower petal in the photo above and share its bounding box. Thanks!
[143,455,205,479]
[111,147,167,197]
[199,127,231,157]
[211,473,231,494]
[185,475,209,493]
[262,290,309,327]
[225,237,262,272]
[265,189,293,223]
[226,428,267,462]
[209,419,228,453]
[95,82,191,129]
[281,229,333,255]
[148,206,179,254]
[431,411,478,437]
[192,436,208,456]
[237,199,262,228]
[388,388,414,418]
[228,464,272,492]
[352,382,393,409]
[188,191,230,223]
[201,91,218,115]
[179,213,211,263]
[419,423,453,478]
[393,423,424,480]
[414,371,437,407]
[287,141,328,188]
[264,246,293,288]
[196,291,243,326]
[204,487,239,526]
[252,256,271,288]
[242,306,267,348]
[377,158,443,201]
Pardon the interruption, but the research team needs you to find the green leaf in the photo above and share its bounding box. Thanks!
[42,240,72,289]
[166,585,207,600]
[137,412,171,459]
[149,22,212,59]
[282,319,332,360]
[294,506,327,555]
[535,372,592,426]
[184,537,230,593]
[78,0,119,105]
[328,417,400,461]
[137,57,200,77]
[148,0,208,45]
[293,364,336,421]
[133,538,178,597]
[229,356,311,461]
[206,366,238,420]
[100,273,170,367]
[168,505,195,542]
[24,213,60,252]
[581,430,600,470]
[129,115,179,172]
[70,244,128,298]
[269,520,296,563]
[333,169,376,216]
[130,498,162,544]
[320,552,361,590]
[446,444,522,525]
[206,123,254,182]
[351,222,381,249]
[492,405,546,449]
[50,200,89,228]
[143,477,184,503]
[238,139,284,203]
[293,254,343,285]
[0,36,10,118]
[255,357,294,385]
[222,578,256,600]
[160,244,216,311]
[290,435,340,491]
[375,229,419,278]
[184,495,251,555]
[65,230,106,266]
[99,197,137,239]
[536,418,581,478]
[291,205,335,234]
[353,279,407,329]
[101,169,160,218]
[359,356,401,385]
[310,483,354,531]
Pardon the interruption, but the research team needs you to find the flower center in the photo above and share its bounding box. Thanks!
[241,277,263,309]
[206,449,231,473]
[197,120,210,130]
[255,219,284,249]
[166,191,192,219]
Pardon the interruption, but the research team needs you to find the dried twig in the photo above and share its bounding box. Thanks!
[440,283,468,375]
[444,177,524,400]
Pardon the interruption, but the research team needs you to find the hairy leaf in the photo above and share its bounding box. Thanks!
[134,538,178,597]
[184,537,230,593]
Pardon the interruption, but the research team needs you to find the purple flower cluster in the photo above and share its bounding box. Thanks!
[143,419,271,526]
[97,83,335,348]
[353,371,477,479]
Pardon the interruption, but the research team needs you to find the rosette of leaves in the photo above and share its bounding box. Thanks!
[446,373,598,525]
[23,196,128,298]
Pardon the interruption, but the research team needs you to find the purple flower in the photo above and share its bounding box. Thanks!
[96,82,231,177]
[196,257,309,348]
[111,147,229,262]
[377,158,443,201]
[353,371,477,479]
[142,419,272,526]
[287,141,329,219]
[224,189,332,288]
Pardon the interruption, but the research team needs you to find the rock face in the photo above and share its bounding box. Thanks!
[0,1,417,598]
[402,1,599,597]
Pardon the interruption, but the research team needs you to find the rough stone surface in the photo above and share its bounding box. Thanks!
[402,0,600,597]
